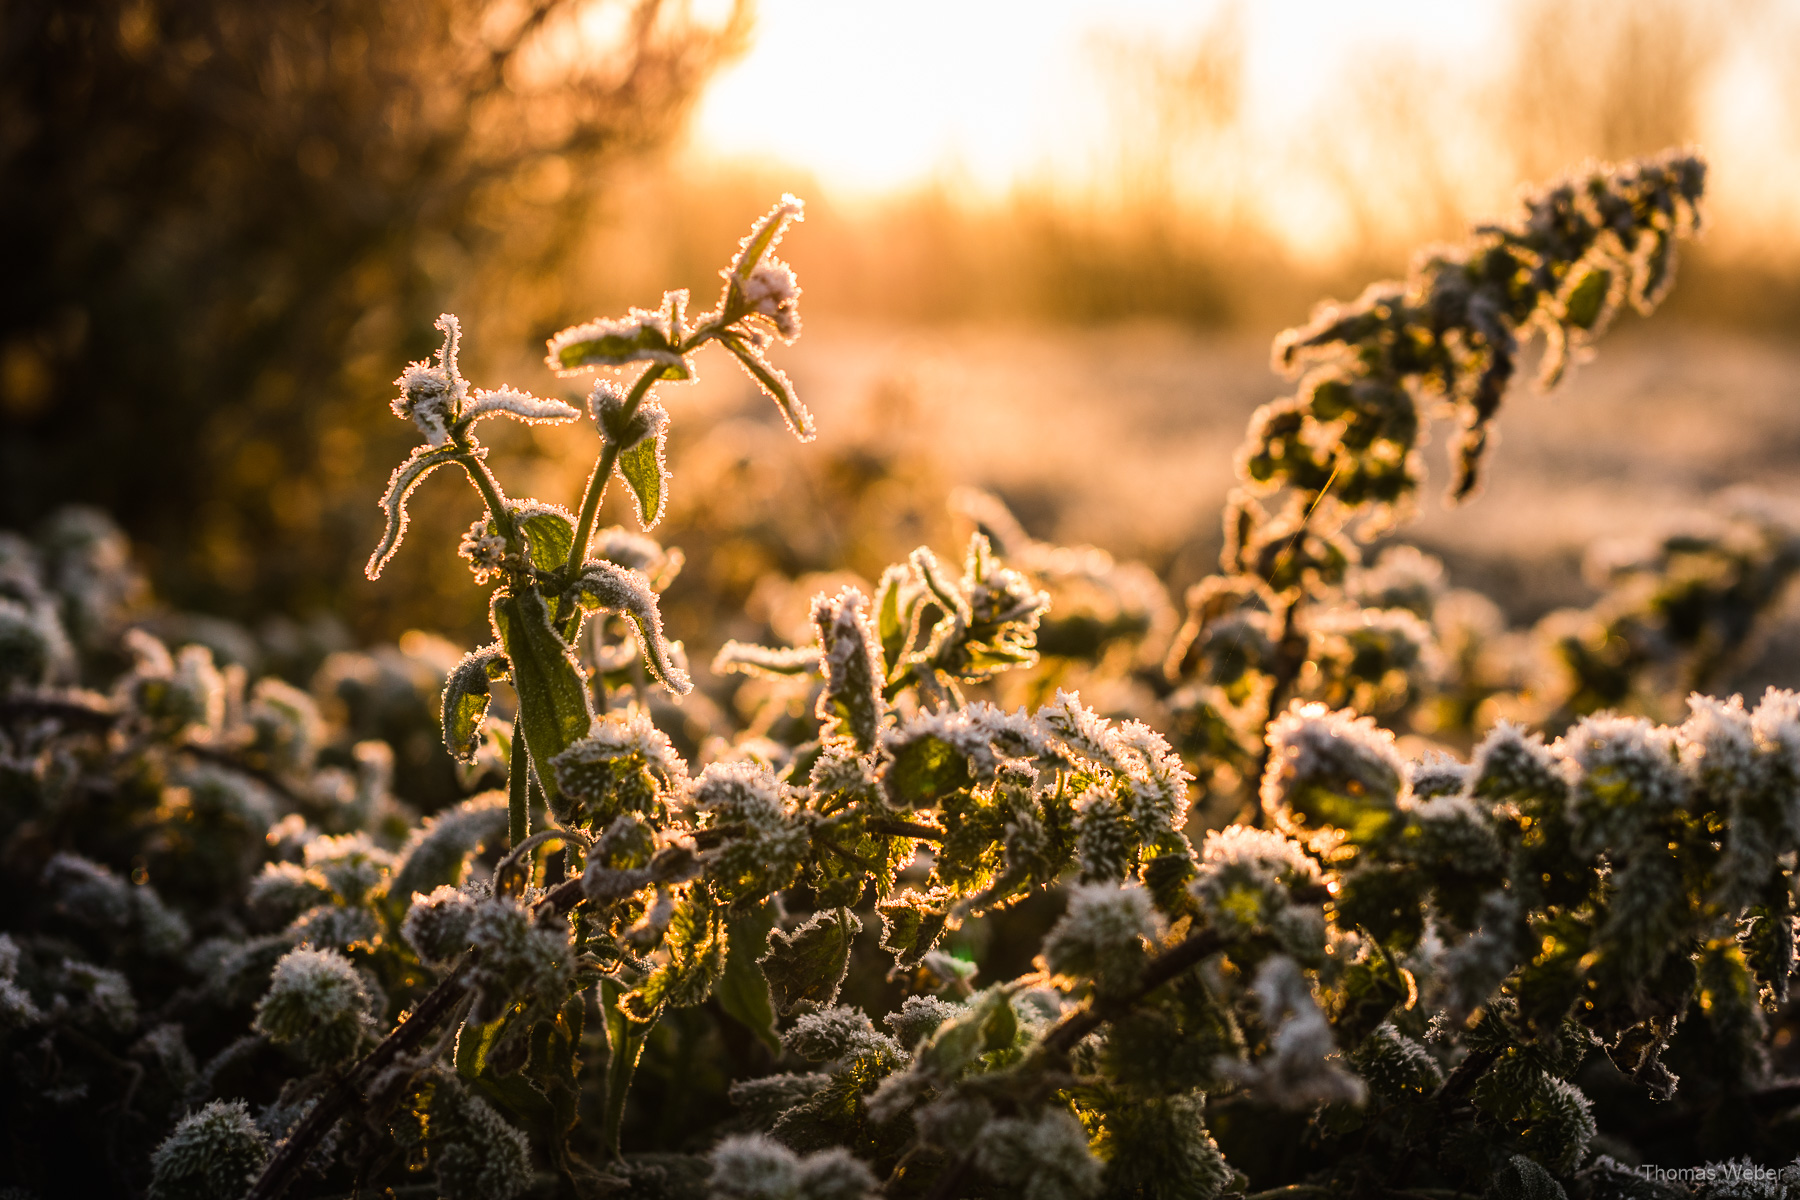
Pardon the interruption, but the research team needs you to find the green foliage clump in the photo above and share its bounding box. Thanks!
[14,151,1800,1200]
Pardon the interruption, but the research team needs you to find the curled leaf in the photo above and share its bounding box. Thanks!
[565,560,692,695]
[441,645,508,763]
[459,387,580,428]
[712,641,822,680]
[366,444,461,580]
[720,333,814,442]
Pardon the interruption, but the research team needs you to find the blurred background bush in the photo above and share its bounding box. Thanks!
[5,0,1800,668]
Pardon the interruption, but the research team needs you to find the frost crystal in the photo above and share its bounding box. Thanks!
[551,708,688,829]
[697,760,811,901]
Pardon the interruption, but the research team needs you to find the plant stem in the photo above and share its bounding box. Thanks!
[566,364,663,579]
[507,725,530,847]
[1038,927,1225,1059]
[456,446,514,545]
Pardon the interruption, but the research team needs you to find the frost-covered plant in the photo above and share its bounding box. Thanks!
[18,152,1800,1200]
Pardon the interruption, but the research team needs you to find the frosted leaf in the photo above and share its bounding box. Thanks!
[247,861,333,923]
[551,708,689,829]
[781,1006,905,1066]
[545,300,688,377]
[589,383,671,529]
[1398,794,1502,875]
[1043,881,1163,992]
[465,895,572,1024]
[812,587,884,753]
[1408,753,1470,800]
[43,852,133,929]
[303,832,394,905]
[1753,688,1800,843]
[971,1108,1103,1200]
[1471,722,1569,808]
[390,791,509,898]
[697,760,811,901]
[1192,825,1321,941]
[390,315,468,447]
[1036,689,1127,773]
[1562,714,1688,857]
[459,385,579,428]
[1111,719,1194,839]
[721,332,815,441]
[565,559,692,695]
[429,1077,534,1200]
[729,193,805,281]
[147,1100,269,1200]
[713,640,822,679]
[592,525,682,586]
[247,677,323,776]
[1073,790,1136,883]
[59,958,137,1031]
[402,885,477,967]
[253,946,374,1067]
[708,1133,879,1200]
[1222,955,1366,1109]
[365,443,462,579]
[1261,702,1405,844]
[1436,888,1525,1018]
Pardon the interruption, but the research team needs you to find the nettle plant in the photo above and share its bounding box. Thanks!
[12,150,1800,1200]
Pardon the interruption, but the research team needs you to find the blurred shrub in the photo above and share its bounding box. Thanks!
[0,0,745,625]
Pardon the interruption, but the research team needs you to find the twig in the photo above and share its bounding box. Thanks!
[245,878,594,1199]
[1039,927,1225,1058]
[866,817,944,842]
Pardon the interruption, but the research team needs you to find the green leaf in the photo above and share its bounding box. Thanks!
[880,732,972,808]
[623,895,728,1021]
[1562,266,1612,331]
[873,565,910,681]
[441,644,506,763]
[491,589,592,815]
[760,907,860,1016]
[455,1012,510,1080]
[876,890,954,969]
[517,507,576,574]
[365,444,459,580]
[721,333,814,441]
[1483,1155,1567,1200]
[616,425,669,530]
[550,320,688,376]
[718,902,780,1054]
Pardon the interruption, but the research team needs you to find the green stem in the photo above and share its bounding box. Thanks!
[566,364,663,580]
[599,978,652,1160]
[456,444,517,548]
[507,724,530,848]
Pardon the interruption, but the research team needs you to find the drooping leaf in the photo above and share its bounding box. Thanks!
[877,890,955,970]
[760,907,860,1016]
[615,408,670,530]
[441,644,507,762]
[491,589,592,812]
[720,333,814,441]
[365,444,460,580]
